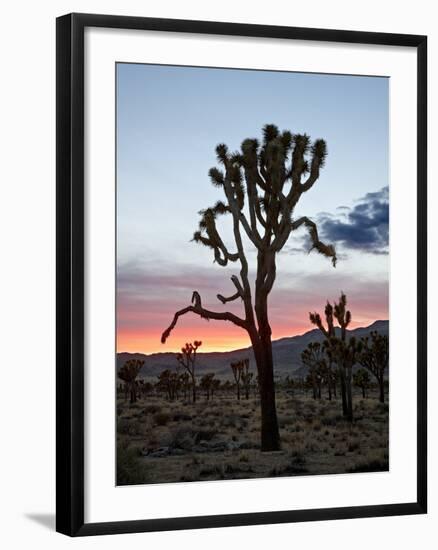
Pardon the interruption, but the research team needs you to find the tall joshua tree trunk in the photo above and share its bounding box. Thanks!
[251,326,280,450]
[161,125,336,451]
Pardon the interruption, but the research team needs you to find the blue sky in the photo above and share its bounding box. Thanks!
[116,63,389,353]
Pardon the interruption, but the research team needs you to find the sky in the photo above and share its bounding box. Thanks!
[116,63,389,354]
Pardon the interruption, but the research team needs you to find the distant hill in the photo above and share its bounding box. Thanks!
[117,320,388,380]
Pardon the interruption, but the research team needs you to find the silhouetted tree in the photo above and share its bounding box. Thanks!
[211,378,221,399]
[162,124,336,451]
[321,340,336,400]
[301,342,324,399]
[241,359,253,399]
[353,368,371,398]
[230,361,243,400]
[156,369,180,401]
[200,372,216,400]
[222,380,233,395]
[176,341,202,402]
[118,359,144,404]
[358,331,389,403]
[179,372,191,400]
[310,293,356,421]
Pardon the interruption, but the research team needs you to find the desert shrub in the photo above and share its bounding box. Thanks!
[172,412,192,422]
[269,463,308,477]
[117,443,147,485]
[180,471,199,482]
[168,426,195,449]
[195,429,217,443]
[117,418,142,436]
[278,415,295,428]
[348,456,389,473]
[290,446,306,464]
[348,441,360,452]
[223,463,254,475]
[143,404,162,415]
[321,414,344,426]
[240,440,257,449]
[312,421,322,432]
[153,412,171,426]
[220,414,239,428]
[199,464,224,477]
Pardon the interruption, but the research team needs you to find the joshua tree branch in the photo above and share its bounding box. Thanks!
[161,291,247,343]
[217,274,245,304]
[217,291,241,304]
[291,216,337,266]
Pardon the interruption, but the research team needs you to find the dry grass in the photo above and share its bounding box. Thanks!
[117,390,389,485]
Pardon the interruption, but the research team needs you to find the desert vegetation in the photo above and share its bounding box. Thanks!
[117,369,388,485]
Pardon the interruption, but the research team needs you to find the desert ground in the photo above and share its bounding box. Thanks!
[117,386,388,485]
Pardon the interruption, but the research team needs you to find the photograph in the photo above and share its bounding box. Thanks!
[116,63,389,485]
[115,63,390,486]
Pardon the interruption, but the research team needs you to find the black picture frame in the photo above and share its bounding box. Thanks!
[56,12,427,537]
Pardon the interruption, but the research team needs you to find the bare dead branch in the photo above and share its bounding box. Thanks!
[217,291,241,304]
[161,291,247,343]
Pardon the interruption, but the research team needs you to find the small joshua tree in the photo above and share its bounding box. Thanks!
[179,371,191,400]
[301,342,324,400]
[353,368,371,398]
[230,361,243,400]
[156,369,180,401]
[240,359,253,399]
[310,293,356,421]
[176,341,202,402]
[211,377,221,399]
[118,359,144,404]
[162,124,336,451]
[200,372,216,401]
[358,331,389,403]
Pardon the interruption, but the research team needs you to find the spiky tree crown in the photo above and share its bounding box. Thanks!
[358,331,389,375]
[192,123,335,268]
[118,359,144,383]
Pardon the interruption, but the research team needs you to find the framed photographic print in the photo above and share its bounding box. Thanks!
[56,13,427,536]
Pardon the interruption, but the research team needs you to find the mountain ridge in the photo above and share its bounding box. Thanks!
[117,320,388,379]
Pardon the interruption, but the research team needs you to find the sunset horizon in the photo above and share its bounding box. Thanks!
[117,316,389,355]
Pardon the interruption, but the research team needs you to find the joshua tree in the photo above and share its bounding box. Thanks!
[222,379,233,395]
[310,293,357,421]
[176,341,202,402]
[230,360,243,400]
[358,331,389,403]
[162,124,336,451]
[200,372,216,401]
[301,342,324,400]
[156,369,180,401]
[118,359,144,404]
[179,372,191,400]
[321,340,336,400]
[332,335,361,420]
[353,368,371,398]
[211,377,221,399]
[241,359,253,399]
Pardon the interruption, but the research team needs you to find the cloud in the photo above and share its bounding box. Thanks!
[318,186,389,254]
